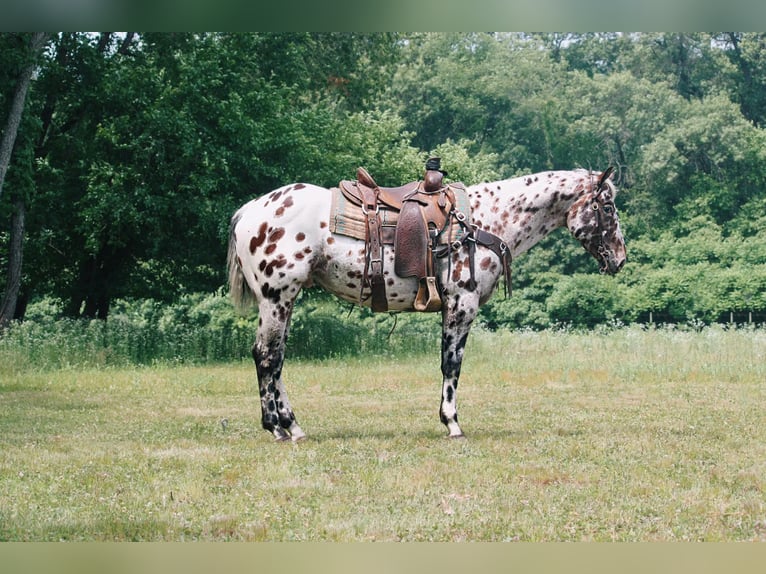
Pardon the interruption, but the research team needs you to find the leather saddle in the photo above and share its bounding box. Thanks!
[338,161,457,312]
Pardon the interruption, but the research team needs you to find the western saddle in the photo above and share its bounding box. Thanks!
[336,157,512,313]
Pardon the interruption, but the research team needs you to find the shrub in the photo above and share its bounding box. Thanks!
[545,274,623,328]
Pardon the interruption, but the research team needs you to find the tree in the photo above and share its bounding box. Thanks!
[718,33,766,128]
[14,33,415,319]
[534,32,637,76]
[636,93,766,229]
[0,33,47,201]
[0,32,48,329]
[391,33,570,173]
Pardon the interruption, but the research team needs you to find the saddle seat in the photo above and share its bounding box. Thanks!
[339,168,454,227]
[353,167,422,210]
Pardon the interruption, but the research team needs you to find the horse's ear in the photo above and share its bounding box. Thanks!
[596,166,614,194]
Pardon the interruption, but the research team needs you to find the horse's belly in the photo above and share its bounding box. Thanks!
[314,236,420,311]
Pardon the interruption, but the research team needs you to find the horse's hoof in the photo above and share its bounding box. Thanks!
[289,424,306,442]
[447,432,466,439]
[273,428,291,442]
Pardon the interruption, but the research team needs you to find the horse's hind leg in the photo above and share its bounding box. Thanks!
[253,298,306,442]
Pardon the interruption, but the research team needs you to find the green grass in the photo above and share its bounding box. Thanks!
[1,325,765,541]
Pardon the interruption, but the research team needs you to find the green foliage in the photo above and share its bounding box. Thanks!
[479,289,551,331]
[429,139,501,184]
[545,274,623,328]
[5,32,766,331]
[0,292,446,368]
[719,33,766,128]
[635,94,766,228]
[0,294,255,368]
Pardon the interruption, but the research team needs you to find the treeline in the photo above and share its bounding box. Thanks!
[2,32,766,330]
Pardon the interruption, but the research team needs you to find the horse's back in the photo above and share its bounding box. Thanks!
[234,182,330,226]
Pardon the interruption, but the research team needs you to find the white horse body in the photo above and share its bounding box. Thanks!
[229,169,626,441]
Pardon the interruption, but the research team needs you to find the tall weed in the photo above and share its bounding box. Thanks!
[3,291,764,373]
[0,292,442,370]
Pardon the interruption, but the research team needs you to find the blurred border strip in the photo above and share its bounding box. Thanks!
[1,0,766,32]
[2,543,766,574]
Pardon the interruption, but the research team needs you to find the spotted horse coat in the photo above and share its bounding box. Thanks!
[228,169,627,441]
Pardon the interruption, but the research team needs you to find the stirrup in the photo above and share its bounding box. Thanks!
[414,277,442,312]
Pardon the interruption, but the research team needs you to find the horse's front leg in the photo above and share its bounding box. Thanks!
[439,292,479,438]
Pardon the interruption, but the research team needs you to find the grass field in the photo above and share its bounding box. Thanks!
[1,325,765,541]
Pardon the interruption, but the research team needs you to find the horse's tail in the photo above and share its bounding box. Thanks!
[227,209,256,310]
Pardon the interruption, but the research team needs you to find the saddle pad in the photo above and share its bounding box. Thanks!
[330,186,397,241]
[329,184,472,244]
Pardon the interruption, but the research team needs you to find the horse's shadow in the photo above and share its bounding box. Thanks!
[269,426,536,443]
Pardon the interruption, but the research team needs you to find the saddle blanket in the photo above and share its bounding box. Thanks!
[329,183,473,246]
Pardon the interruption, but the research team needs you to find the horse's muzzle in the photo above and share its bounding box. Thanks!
[597,243,626,275]
[600,253,626,275]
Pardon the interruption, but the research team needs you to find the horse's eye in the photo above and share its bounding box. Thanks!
[603,204,614,215]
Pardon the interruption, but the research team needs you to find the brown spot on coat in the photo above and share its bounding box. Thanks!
[268,227,285,243]
[275,197,295,217]
[264,256,288,277]
[452,259,464,283]
[249,222,268,253]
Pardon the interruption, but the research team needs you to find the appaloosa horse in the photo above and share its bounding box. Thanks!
[228,168,626,441]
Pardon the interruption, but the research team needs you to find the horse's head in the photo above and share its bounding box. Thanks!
[566,167,626,275]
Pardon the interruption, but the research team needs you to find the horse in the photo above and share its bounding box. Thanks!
[228,168,626,441]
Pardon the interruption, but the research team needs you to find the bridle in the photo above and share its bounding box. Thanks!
[590,167,616,274]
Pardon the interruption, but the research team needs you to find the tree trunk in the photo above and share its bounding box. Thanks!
[0,197,25,328]
[0,33,48,329]
[0,32,47,202]
[65,248,122,320]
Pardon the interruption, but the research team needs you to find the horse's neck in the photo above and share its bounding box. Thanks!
[468,171,587,257]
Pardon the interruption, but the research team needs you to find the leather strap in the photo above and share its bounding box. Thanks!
[359,184,388,312]
[434,224,512,298]
[473,227,512,297]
